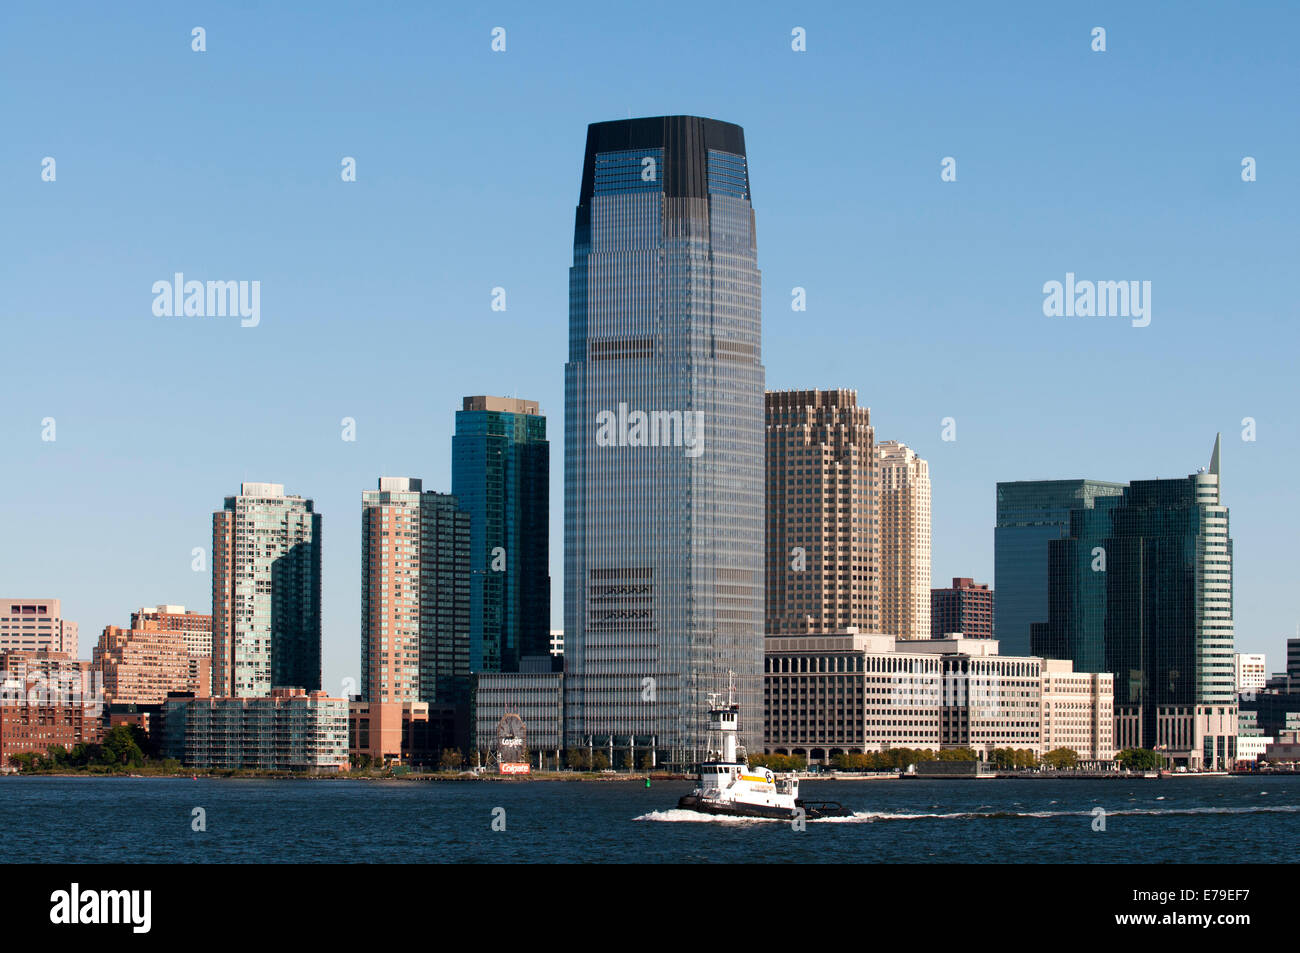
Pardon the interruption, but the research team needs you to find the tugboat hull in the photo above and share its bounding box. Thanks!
[677,794,798,820]
[677,795,852,820]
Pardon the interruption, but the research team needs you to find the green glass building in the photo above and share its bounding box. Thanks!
[1036,436,1236,768]
[995,480,1127,655]
[452,396,550,674]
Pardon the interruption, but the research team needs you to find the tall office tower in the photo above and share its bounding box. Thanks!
[1038,436,1237,769]
[360,478,470,707]
[0,599,78,658]
[452,396,550,673]
[212,483,322,698]
[931,577,994,639]
[994,479,1127,655]
[564,116,764,766]
[765,389,878,636]
[876,441,931,640]
[1289,638,1300,680]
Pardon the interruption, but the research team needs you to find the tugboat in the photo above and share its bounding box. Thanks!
[677,675,850,820]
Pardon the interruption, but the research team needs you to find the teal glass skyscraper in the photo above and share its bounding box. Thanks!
[452,397,550,674]
[1036,436,1236,769]
[994,479,1126,654]
[565,116,764,767]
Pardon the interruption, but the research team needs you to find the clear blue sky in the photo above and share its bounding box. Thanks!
[2,2,1296,692]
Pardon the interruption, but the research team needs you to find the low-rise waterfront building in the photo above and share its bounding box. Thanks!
[764,631,1113,765]
[472,663,564,768]
[159,688,348,772]
[1040,659,1115,761]
[347,700,457,767]
[1236,734,1273,763]
[0,669,103,769]
[1264,730,1300,763]
[1239,690,1300,739]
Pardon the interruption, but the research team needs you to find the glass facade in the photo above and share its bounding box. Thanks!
[1037,440,1236,764]
[565,117,765,767]
[994,480,1126,655]
[452,398,550,673]
[212,484,322,698]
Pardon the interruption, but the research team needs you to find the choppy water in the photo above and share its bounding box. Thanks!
[1,775,1294,863]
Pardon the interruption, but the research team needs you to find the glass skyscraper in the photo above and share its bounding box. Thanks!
[212,483,321,697]
[564,116,764,767]
[1036,436,1236,768]
[452,396,550,674]
[994,479,1126,655]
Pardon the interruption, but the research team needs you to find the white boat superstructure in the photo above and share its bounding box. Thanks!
[676,673,848,820]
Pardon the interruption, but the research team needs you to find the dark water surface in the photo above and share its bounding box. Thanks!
[1,775,1294,863]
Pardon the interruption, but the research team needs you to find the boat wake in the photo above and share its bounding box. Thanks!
[636,809,784,824]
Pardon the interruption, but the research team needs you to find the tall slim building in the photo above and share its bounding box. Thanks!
[360,478,470,707]
[931,577,994,639]
[876,441,931,640]
[212,483,321,698]
[0,600,78,658]
[1037,436,1236,768]
[994,479,1126,655]
[765,389,878,635]
[564,116,764,766]
[452,396,550,673]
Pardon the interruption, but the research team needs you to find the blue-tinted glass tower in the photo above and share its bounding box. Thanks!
[452,397,550,674]
[565,116,764,767]
[1037,437,1236,768]
[994,480,1127,654]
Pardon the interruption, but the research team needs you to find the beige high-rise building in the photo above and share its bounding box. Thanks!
[765,390,878,635]
[131,605,212,660]
[127,605,213,700]
[93,623,208,705]
[876,441,931,639]
[764,632,1115,765]
[0,599,78,658]
[1040,659,1115,761]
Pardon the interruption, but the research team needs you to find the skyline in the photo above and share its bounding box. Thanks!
[3,2,1297,701]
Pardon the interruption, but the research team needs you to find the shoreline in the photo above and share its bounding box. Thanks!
[2,769,1289,782]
